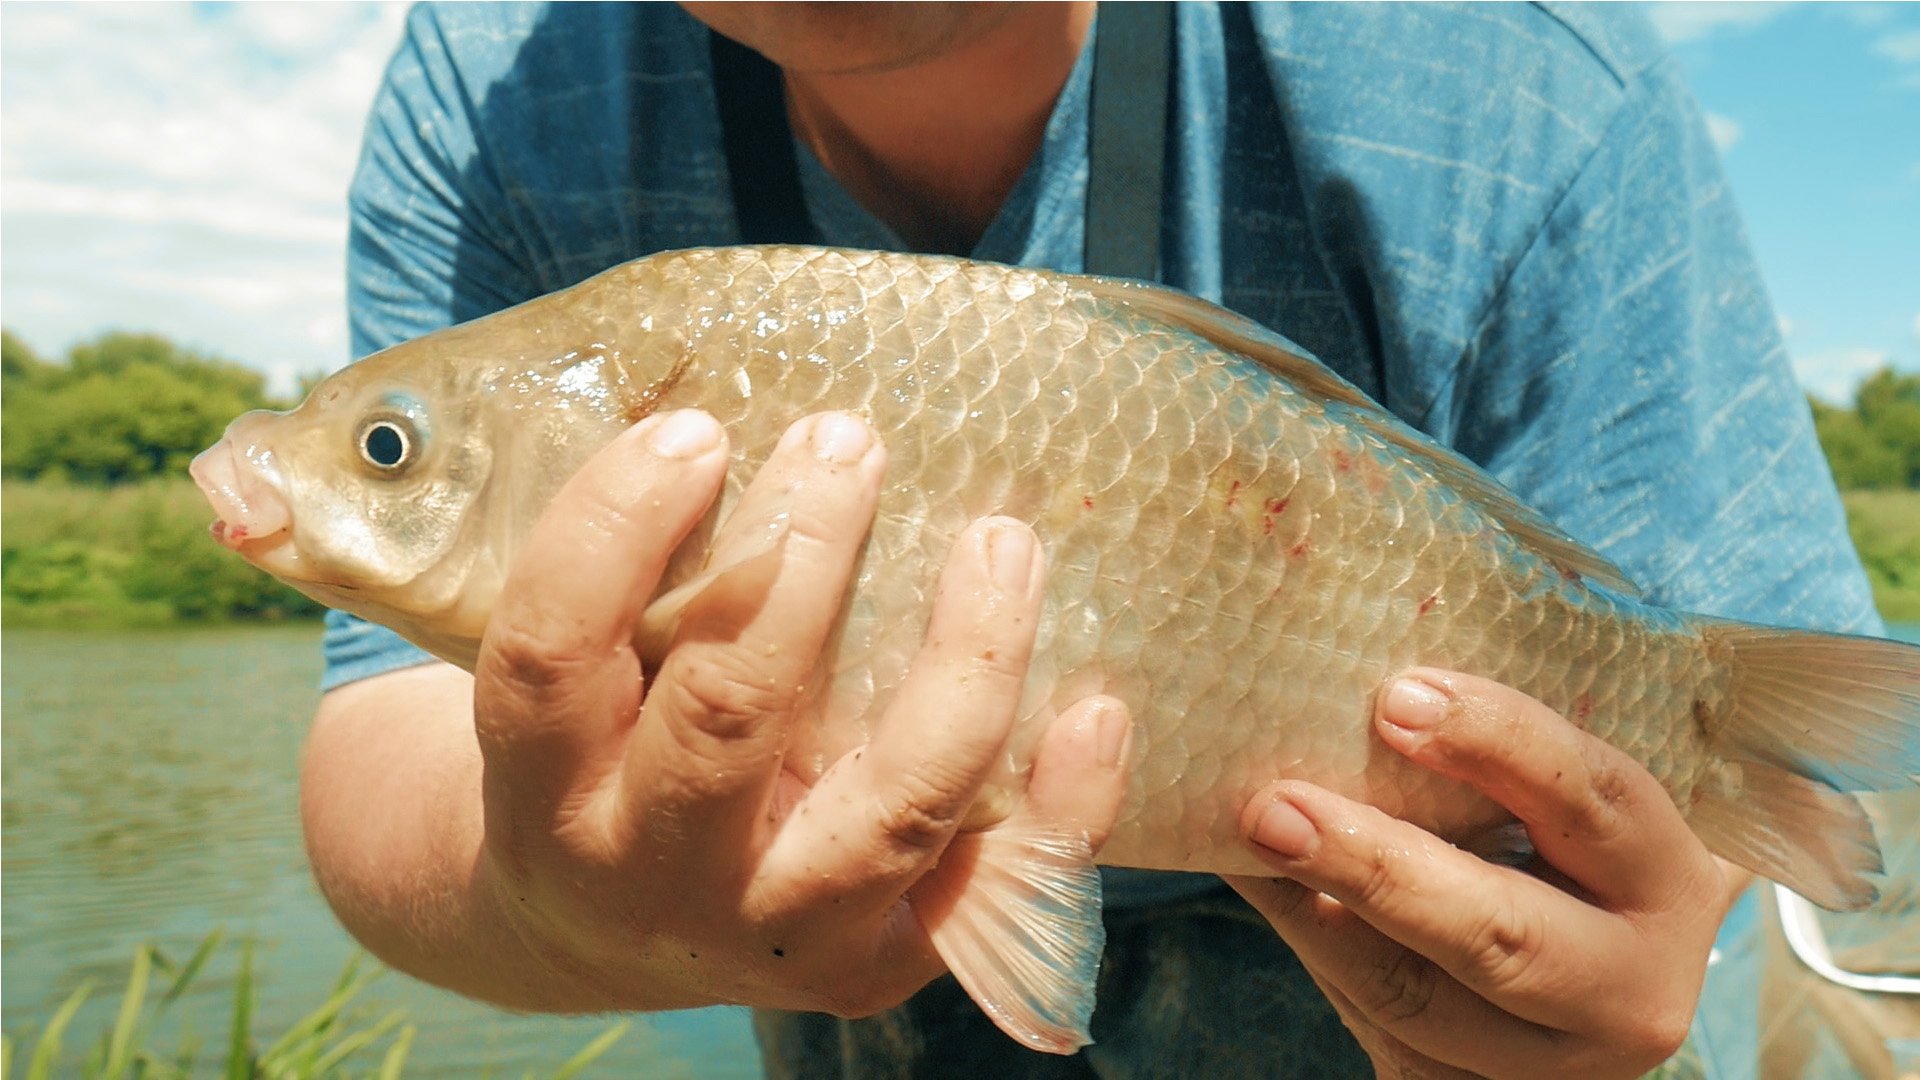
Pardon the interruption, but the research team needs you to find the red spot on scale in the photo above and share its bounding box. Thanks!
[1226,480,1242,508]
[1333,449,1353,473]
[1265,498,1288,515]
[1573,694,1594,723]
[1082,495,1095,510]
[1262,516,1275,535]
[1559,565,1582,583]
[1288,539,1311,558]
[1417,592,1439,616]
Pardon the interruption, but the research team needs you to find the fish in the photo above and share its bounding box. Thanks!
[192,245,1920,1053]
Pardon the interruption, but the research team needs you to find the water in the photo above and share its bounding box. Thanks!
[1,627,760,1077]
[8,624,1918,1075]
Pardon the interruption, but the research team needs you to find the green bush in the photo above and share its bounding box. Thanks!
[1843,489,1920,623]
[1,478,323,626]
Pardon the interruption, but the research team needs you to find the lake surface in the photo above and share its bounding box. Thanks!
[2,627,759,1077]
[7,624,1918,1076]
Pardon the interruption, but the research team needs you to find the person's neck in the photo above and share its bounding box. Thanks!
[783,3,1095,255]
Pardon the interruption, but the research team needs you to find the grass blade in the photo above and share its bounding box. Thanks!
[102,944,153,1079]
[4,1032,13,1080]
[157,931,224,1012]
[375,1025,414,1080]
[545,1022,627,1080]
[25,980,94,1080]
[256,965,378,1068]
[223,942,252,1080]
[305,1011,403,1076]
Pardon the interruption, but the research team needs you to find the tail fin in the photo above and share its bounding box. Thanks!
[1688,623,1920,911]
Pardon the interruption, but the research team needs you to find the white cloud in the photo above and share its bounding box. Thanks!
[0,2,409,391]
[1705,112,1744,151]
[1778,313,1796,338]
[1875,28,1920,63]
[1647,2,1793,45]
[1793,347,1893,403]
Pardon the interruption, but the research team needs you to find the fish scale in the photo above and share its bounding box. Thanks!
[193,244,1920,1053]
[627,247,1709,874]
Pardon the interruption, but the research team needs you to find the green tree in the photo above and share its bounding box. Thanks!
[1808,366,1920,492]
[2,328,54,387]
[1811,398,1905,490]
[1853,367,1920,487]
[0,329,284,484]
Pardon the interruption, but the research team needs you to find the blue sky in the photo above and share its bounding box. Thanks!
[1,2,1915,403]
[1652,2,1920,400]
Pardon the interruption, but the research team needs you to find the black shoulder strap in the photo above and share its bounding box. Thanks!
[709,3,1170,275]
[710,30,820,245]
[1085,1,1171,280]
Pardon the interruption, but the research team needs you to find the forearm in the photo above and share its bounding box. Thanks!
[301,665,625,1012]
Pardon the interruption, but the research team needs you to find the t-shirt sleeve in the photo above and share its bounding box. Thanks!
[1431,55,1880,636]
[322,6,537,691]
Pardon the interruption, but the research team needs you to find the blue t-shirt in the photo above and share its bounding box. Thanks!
[332,2,1878,1069]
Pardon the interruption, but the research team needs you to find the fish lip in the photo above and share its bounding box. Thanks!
[191,435,293,551]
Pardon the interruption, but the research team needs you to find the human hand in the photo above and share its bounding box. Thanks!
[469,409,1128,1018]
[1225,670,1735,1080]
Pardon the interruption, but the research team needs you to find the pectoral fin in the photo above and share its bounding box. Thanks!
[637,512,792,656]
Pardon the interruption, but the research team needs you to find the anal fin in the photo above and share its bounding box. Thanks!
[909,821,1106,1054]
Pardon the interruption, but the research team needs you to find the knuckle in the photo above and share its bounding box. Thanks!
[1353,842,1404,912]
[873,763,974,853]
[961,629,1033,687]
[1646,1011,1695,1063]
[480,615,599,696]
[1352,949,1439,1024]
[1456,899,1546,990]
[1564,745,1637,843]
[572,482,644,549]
[659,648,797,739]
[1622,1005,1694,1067]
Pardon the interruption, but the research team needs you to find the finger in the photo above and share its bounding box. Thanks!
[753,516,1045,922]
[1300,962,1487,1080]
[1225,873,1564,1077]
[626,412,888,868]
[1375,669,1724,914]
[476,410,729,811]
[1293,962,1470,1080]
[1240,780,1630,1037]
[1023,695,1133,854]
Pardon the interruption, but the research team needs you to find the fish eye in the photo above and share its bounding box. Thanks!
[357,417,417,473]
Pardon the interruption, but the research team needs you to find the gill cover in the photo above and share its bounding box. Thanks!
[286,379,495,599]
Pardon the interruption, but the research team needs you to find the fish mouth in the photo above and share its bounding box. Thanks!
[190,432,299,568]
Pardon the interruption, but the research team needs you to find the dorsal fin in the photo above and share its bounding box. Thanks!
[1086,279,1641,597]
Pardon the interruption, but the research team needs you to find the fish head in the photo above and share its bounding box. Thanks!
[191,350,500,664]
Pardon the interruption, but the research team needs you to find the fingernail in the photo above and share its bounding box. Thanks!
[985,520,1037,594]
[648,410,721,458]
[1095,701,1131,768]
[1250,794,1317,860]
[1381,675,1451,731]
[809,412,872,465]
